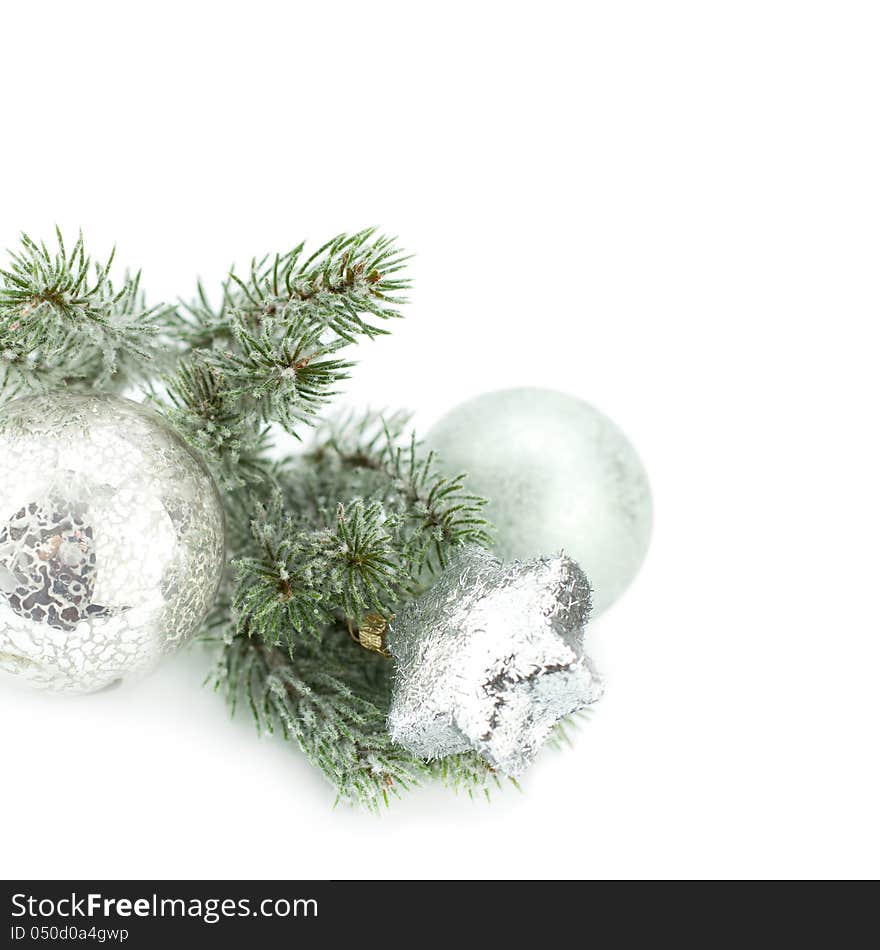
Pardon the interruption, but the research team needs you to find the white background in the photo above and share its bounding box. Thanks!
[1,1,878,880]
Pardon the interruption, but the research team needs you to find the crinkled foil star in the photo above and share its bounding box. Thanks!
[387,545,603,776]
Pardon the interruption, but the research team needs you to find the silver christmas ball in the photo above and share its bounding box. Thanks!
[0,393,225,692]
[428,388,652,616]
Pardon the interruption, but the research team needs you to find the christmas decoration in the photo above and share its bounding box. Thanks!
[0,227,649,808]
[0,393,225,692]
[428,387,652,616]
[387,545,603,775]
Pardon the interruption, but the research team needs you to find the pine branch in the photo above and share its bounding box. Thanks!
[0,229,164,399]
[214,632,514,809]
[429,754,513,802]
[218,315,353,433]
[160,231,411,463]
[388,434,494,575]
[232,494,403,653]
[214,407,509,806]
[243,411,491,657]
[215,635,426,811]
[332,498,401,620]
[228,228,410,342]
[233,525,330,652]
[314,411,493,575]
[166,276,238,353]
[160,357,275,489]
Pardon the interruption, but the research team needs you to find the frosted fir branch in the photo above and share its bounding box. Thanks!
[166,276,238,353]
[217,315,354,434]
[388,434,494,575]
[216,632,515,810]
[232,494,403,654]
[219,410,497,807]
[312,407,414,468]
[546,710,592,750]
[215,635,426,811]
[313,411,493,576]
[0,229,165,399]
[232,492,334,651]
[228,228,410,342]
[233,541,329,652]
[160,231,411,457]
[429,753,514,802]
[332,498,401,621]
[159,357,276,489]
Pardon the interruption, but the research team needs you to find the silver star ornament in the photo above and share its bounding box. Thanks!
[387,545,603,776]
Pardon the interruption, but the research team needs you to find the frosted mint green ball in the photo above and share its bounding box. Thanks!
[427,388,652,616]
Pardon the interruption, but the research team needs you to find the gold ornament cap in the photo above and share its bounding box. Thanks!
[349,613,392,657]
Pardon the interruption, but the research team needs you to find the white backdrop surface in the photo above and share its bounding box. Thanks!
[1,1,878,880]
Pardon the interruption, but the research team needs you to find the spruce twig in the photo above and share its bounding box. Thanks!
[0,229,165,399]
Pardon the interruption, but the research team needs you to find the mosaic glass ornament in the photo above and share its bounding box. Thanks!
[0,393,225,693]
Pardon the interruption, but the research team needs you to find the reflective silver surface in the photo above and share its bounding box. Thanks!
[0,393,225,692]
[387,545,603,776]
